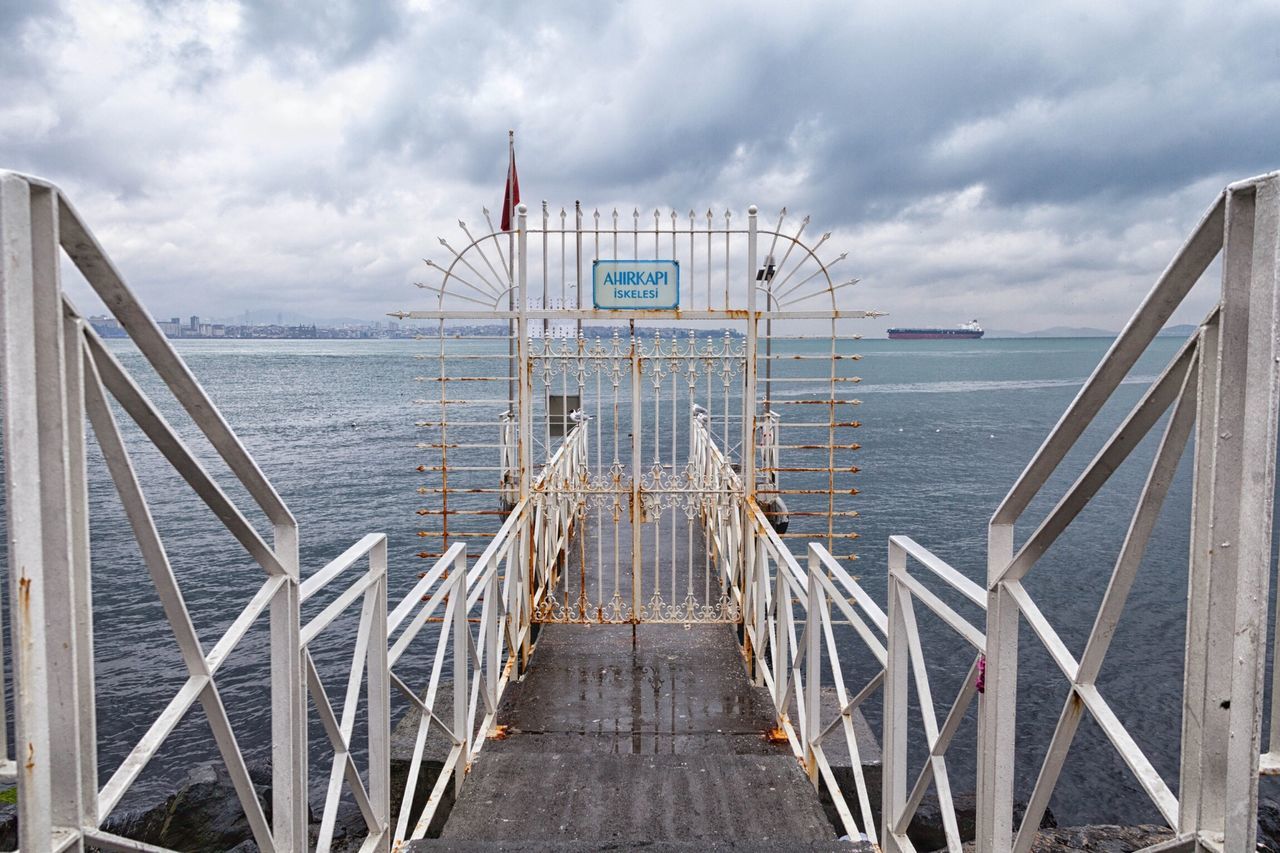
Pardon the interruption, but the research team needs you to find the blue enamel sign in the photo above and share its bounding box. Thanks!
[592,260,680,310]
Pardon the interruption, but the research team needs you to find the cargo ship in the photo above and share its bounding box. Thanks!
[887,319,984,340]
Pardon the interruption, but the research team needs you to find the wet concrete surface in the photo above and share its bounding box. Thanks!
[419,624,857,847]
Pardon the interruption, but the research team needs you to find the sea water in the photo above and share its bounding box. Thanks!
[0,334,1268,825]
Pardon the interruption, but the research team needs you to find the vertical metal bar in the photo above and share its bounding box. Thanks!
[1178,313,1220,835]
[517,205,531,501]
[62,309,98,830]
[978,571,1018,853]
[773,563,790,710]
[978,503,1017,853]
[0,173,55,851]
[270,518,306,852]
[752,530,767,687]
[452,548,470,795]
[368,539,390,850]
[30,185,90,840]
[1194,186,1257,844]
[883,544,908,853]
[542,201,549,340]
[575,201,583,338]
[520,512,533,668]
[486,569,500,708]
[804,553,822,786]
[706,209,713,311]
[724,210,731,309]
[671,340,678,601]
[597,343,605,608]
[1222,179,1280,852]
[744,206,759,500]
[631,326,643,618]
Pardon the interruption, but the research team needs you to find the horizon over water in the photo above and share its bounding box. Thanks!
[2,333,1275,827]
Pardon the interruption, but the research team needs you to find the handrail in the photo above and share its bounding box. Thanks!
[883,536,987,853]
[0,170,390,851]
[692,414,885,843]
[976,173,1278,852]
[386,422,589,845]
[300,534,390,851]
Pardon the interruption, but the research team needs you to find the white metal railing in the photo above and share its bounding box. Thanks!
[967,172,1280,853]
[883,536,986,853]
[385,422,588,844]
[691,160,1280,853]
[0,171,390,851]
[692,412,886,842]
[690,407,748,608]
[299,534,390,852]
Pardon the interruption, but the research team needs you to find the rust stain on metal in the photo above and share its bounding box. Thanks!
[488,724,511,740]
[766,726,789,744]
[18,575,31,629]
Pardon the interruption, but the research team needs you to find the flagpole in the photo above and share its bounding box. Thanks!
[507,130,516,423]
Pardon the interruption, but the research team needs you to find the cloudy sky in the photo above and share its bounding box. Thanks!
[2,0,1277,332]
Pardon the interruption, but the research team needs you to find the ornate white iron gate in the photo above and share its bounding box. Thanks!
[529,330,747,622]
[403,203,875,624]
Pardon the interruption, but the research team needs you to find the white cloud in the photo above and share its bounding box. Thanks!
[1,0,1276,330]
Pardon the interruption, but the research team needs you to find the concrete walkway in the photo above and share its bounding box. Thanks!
[410,623,869,850]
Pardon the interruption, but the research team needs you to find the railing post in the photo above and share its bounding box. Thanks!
[773,553,789,712]
[521,509,534,670]
[270,519,307,851]
[978,521,1018,853]
[1178,311,1219,836]
[882,541,908,853]
[485,567,500,711]
[752,527,768,687]
[452,546,471,794]
[63,309,98,833]
[368,537,391,848]
[804,550,822,786]
[1178,177,1280,850]
[33,184,98,844]
[1,173,57,850]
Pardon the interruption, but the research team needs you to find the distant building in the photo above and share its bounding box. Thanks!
[88,315,126,338]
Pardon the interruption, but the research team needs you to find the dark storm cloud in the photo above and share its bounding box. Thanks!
[1,0,1276,330]
[331,0,1280,233]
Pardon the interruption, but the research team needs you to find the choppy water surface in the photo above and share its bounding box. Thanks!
[0,334,1265,825]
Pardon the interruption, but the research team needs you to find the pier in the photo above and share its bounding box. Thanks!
[1,169,1280,852]
[419,624,866,850]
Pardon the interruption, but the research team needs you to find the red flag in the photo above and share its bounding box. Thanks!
[500,133,520,231]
